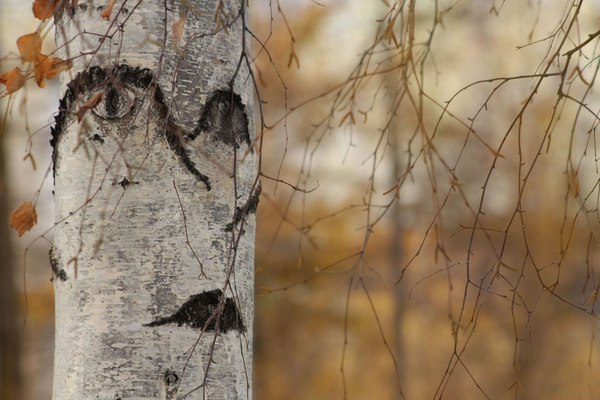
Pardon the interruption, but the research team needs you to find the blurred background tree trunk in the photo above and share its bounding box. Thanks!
[0,126,22,399]
[390,109,405,400]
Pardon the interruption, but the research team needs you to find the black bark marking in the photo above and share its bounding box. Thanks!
[49,247,67,281]
[117,177,139,188]
[51,64,211,190]
[92,83,134,119]
[105,84,120,117]
[189,90,251,148]
[165,119,211,190]
[164,369,179,386]
[225,182,261,232]
[163,368,179,399]
[90,133,105,144]
[145,289,245,332]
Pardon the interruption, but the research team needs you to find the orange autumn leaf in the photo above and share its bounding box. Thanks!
[0,67,26,94]
[34,55,72,87]
[9,202,37,237]
[32,0,60,20]
[100,0,116,20]
[17,32,43,62]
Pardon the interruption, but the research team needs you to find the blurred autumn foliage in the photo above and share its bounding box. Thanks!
[251,1,600,399]
[2,0,600,399]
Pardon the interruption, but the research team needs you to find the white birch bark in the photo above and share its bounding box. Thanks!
[51,1,256,398]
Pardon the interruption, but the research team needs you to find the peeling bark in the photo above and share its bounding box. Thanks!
[52,1,256,398]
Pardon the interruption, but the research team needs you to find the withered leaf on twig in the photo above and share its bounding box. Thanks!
[9,202,38,237]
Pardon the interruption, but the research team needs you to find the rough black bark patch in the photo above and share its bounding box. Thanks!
[189,90,251,148]
[49,247,67,281]
[145,289,245,332]
[225,182,261,232]
[164,369,179,386]
[93,83,134,119]
[117,177,139,189]
[51,64,211,190]
[162,368,179,399]
[90,133,105,144]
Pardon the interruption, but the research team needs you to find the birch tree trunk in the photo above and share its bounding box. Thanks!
[51,1,257,398]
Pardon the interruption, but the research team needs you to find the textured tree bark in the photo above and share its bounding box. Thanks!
[51,1,256,398]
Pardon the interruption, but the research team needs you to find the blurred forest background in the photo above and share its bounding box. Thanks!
[2,0,600,399]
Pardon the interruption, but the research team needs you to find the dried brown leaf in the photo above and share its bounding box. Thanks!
[9,202,37,237]
[17,32,43,62]
[0,67,26,94]
[32,0,60,20]
[34,55,72,88]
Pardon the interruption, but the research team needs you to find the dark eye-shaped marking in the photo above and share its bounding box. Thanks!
[91,84,135,119]
[51,65,216,190]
